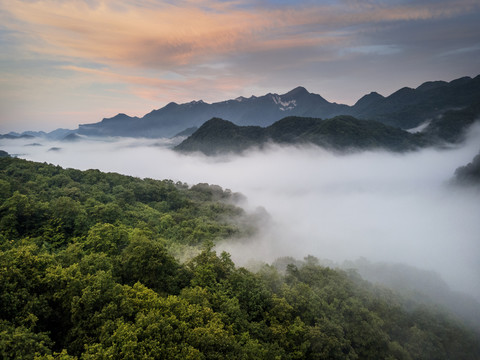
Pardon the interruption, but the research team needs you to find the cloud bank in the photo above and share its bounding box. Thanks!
[2,125,480,301]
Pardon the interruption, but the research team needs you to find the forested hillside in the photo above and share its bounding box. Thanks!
[174,116,428,155]
[175,98,480,155]
[1,157,479,359]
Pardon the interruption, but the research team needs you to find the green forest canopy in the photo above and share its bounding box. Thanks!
[0,157,479,359]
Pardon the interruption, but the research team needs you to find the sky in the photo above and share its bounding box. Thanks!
[1,0,480,132]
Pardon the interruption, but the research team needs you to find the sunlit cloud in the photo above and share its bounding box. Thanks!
[3,0,265,68]
[60,64,253,103]
[3,0,477,70]
[1,0,479,131]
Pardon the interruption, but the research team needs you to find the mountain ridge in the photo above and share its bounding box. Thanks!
[174,115,428,155]
[175,98,480,156]
[75,75,480,138]
[3,75,479,140]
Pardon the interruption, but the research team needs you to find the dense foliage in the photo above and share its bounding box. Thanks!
[1,157,479,359]
[0,157,244,251]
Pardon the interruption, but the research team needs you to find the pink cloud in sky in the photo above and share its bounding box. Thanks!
[5,0,476,70]
[0,0,479,132]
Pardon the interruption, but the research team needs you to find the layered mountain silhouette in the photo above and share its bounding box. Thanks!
[175,99,480,155]
[174,116,428,155]
[77,75,480,138]
[0,129,76,141]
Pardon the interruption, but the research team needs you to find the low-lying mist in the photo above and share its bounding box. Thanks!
[2,126,480,301]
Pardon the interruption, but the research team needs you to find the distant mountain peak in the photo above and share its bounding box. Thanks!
[389,86,416,100]
[283,86,310,98]
[354,91,385,110]
[416,80,448,92]
[165,102,178,108]
[354,91,384,107]
[188,100,205,105]
[101,113,132,122]
[205,117,231,124]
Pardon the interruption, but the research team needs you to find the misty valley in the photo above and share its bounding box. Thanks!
[1,77,480,359]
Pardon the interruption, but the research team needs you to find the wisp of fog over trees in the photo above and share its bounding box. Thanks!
[2,124,480,300]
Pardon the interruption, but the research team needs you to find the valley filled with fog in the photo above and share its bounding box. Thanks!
[2,126,480,301]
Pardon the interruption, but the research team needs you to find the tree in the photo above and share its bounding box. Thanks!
[0,320,53,360]
[82,223,129,255]
[118,230,188,294]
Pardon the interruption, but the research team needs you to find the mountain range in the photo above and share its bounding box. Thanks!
[174,116,429,155]
[175,97,480,155]
[2,75,479,144]
[76,75,480,138]
[1,128,76,141]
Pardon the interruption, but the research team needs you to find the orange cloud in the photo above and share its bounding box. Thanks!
[3,0,267,68]
[2,0,478,107]
[61,64,252,104]
[5,0,477,72]
[60,65,189,87]
[3,0,477,73]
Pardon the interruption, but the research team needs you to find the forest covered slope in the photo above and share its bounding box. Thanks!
[0,157,479,359]
[174,116,428,155]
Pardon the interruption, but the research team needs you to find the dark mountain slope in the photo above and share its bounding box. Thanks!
[454,152,480,186]
[423,99,480,143]
[352,75,480,128]
[175,115,426,155]
[264,116,321,142]
[172,126,198,138]
[300,115,427,151]
[352,91,385,114]
[174,118,266,155]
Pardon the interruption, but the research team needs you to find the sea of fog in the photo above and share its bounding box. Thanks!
[1,126,480,300]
